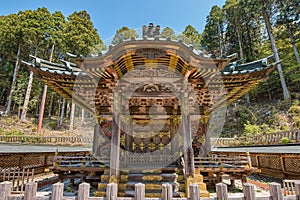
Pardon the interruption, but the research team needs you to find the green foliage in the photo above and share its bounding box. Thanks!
[221,99,299,138]
[289,100,300,127]
[5,129,24,136]
[244,122,260,136]
[202,5,226,57]
[4,117,14,125]
[281,137,290,144]
[0,8,105,119]
[236,106,257,126]
[13,71,29,110]
[111,27,138,45]
[65,10,103,56]
[160,27,177,40]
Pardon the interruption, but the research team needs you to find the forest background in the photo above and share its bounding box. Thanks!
[0,0,299,138]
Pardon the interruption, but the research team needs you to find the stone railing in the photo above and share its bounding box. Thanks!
[121,152,179,169]
[211,129,300,147]
[0,181,295,200]
[0,135,92,146]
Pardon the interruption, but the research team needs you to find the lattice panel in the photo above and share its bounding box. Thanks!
[259,156,281,170]
[22,156,43,168]
[0,155,21,169]
[94,91,113,106]
[132,132,171,153]
[46,155,55,166]
[129,98,178,107]
[195,90,213,107]
[284,157,300,173]
[251,156,258,167]
[0,155,45,169]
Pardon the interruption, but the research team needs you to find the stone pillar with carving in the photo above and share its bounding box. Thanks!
[202,115,211,156]
[181,92,195,178]
[125,117,133,152]
[170,115,180,157]
[109,92,121,181]
[92,124,100,157]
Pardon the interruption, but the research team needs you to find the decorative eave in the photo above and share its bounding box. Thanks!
[75,37,234,81]
[21,57,95,114]
[22,46,278,117]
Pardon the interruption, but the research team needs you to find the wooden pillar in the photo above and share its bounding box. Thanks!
[181,91,195,177]
[170,117,177,155]
[110,92,121,179]
[182,112,195,177]
[202,115,211,155]
[125,119,133,152]
[93,124,100,156]
[110,114,121,179]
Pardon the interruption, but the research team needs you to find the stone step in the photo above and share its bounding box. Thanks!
[100,174,110,182]
[126,173,177,182]
[127,167,178,174]
[96,166,185,198]
[178,182,207,192]
[124,190,182,198]
[121,182,179,192]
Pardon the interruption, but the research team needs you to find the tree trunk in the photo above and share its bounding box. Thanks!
[218,25,223,58]
[236,25,244,62]
[5,44,21,115]
[236,25,250,104]
[17,107,21,119]
[66,102,70,117]
[35,96,40,117]
[262,9,290,100]
[37,84,47,135]
[69,102,75,131]
[19,71,34,122]
[56,97,61,116]
[58,98,65,126]
[37,44,54,135]
[81,108,85,125]
[287,23,300,66]
[0,89,6,105]
[48,93,54,117]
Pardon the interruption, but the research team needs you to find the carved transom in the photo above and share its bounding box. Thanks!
[135,48,167,60]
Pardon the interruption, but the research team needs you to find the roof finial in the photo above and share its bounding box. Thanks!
[142,23,160,38]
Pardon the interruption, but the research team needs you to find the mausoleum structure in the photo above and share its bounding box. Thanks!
[23,23,278,197]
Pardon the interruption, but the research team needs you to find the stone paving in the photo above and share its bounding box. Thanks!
[213,144,300,154]
[0,143,91,153]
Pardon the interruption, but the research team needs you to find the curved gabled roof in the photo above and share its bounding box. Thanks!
[22,37,278,118]
[76,37,233,81]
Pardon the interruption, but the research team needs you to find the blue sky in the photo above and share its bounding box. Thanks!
[0,0,226,41]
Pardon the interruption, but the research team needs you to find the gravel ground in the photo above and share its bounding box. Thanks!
[35,173,282,198]
[248,173,282,185]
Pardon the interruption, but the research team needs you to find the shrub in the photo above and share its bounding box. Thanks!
[289,100,300,128]
[5,129,24,136]
[244,122,260,136]
[32,136,41,144]
[281,137,290,144]
[5,117,14,125]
